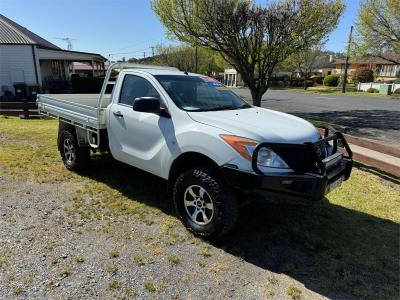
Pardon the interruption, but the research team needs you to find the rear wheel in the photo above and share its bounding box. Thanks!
[59,129,90,171]
[173,166,238,239]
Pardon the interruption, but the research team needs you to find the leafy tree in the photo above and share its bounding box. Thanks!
[355,0,400,63]
[284,45,325,90]
[152,0,344,106]
[132,44,228,74]
[353,67,374,84]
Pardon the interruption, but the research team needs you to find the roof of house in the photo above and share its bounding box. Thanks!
[0,14,60,49]
[333,56,398,65]
[73,61,111,71]
[0,14,106,61]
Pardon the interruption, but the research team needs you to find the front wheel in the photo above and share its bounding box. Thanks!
[172,166,238,239]
[59,129,90,171]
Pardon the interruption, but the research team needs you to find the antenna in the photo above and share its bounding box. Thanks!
[55,37,75,50]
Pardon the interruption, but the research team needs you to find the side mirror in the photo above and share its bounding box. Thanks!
[133,97,160,114]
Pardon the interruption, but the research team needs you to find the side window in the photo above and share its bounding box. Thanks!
[119,75,160,106]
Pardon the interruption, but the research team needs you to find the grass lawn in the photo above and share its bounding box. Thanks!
[273,86,399,100]
[0,116,399,299]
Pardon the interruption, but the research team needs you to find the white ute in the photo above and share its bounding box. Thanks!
[37,63,353,239]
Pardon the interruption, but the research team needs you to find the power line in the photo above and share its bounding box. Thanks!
[106,35,165,54]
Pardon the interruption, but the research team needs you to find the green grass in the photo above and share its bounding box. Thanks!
[0,117,399,299]
[12,287,24,296]
[231,168,400,299]
[109,251,120,258]
[275,86,397,99]
[144,280,156,292]
[105,265,118,274]
[287,286,302,300]
[306,119,346,132]
[167,254,180,265]
[108,280,121,290]
[59,266,72,278]
[132,255,155,266]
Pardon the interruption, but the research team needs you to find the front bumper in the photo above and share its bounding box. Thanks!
[221,129,353,203]
[222,158,352,202]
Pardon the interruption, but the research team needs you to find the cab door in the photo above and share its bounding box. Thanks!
[108,73,172,177]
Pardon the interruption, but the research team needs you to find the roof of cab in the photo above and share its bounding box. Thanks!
[109,63,200,77]
[123,68,200,77]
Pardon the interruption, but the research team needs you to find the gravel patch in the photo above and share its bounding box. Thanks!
[0,172,327,300]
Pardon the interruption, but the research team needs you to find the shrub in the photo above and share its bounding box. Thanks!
[354,67,374,83]
[367,88,379,93]
[323,75,340,87]
[311,76,324,85]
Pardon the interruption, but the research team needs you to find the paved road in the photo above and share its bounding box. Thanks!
[232,88,400,147]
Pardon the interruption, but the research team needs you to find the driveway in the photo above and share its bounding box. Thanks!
[232,89,400,147]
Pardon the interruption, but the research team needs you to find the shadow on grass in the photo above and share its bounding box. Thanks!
[353,161,400,185]
[82,155,399,300]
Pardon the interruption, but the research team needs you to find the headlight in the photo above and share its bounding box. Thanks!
[220,135,289,169]
[256,147,289,168]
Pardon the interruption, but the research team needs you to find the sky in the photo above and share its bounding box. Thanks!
[0,0,361,60]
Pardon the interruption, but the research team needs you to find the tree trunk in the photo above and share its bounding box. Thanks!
[249,81,268,107]
[303,71,308,90]
[250,89,261,106]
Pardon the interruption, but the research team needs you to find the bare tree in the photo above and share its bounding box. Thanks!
[152,0,344,106]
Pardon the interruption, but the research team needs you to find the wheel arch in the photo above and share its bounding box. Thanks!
[168,152,220,194]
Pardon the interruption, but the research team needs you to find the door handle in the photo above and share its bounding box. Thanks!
[113,111,123,117]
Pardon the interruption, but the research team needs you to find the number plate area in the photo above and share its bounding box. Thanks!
[326,175,345,194]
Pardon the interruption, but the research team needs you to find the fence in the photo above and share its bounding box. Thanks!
[0,101,39,118]
[357,82,400,93]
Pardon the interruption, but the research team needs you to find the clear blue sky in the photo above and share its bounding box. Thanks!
[0,0,360,60]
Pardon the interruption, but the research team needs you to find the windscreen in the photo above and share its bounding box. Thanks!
[154,75,251,111]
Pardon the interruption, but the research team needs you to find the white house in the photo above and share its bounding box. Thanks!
[0,14,106,97]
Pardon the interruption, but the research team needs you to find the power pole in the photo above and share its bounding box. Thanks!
[143,52,146,59]
[150,46,155,57]
[195,46,198,73]
[342,25,353,93]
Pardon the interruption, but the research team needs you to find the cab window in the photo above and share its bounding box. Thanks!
[119,75,160,106]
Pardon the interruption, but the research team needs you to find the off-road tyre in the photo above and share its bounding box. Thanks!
[59,129,90,171]
[173,166,238,239]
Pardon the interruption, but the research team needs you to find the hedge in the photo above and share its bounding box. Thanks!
[323,75,340,87]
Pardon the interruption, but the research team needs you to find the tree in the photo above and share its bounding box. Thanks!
[152,0,344,106]
[152,44,228,74]
[284,45,325,90]
[353,67,374,83]
[356,0,400,63]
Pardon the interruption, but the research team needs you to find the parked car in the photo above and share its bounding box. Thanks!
[37,63,353,239]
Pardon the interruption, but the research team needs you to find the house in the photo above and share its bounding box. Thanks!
[0,14,106,98]
[223,68,240,87]
[72,61,111,77]
[331,56,400,82]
